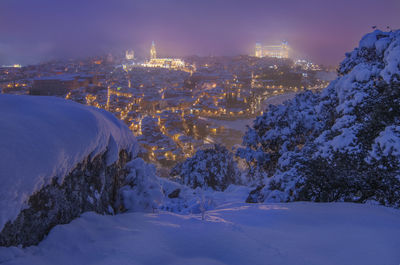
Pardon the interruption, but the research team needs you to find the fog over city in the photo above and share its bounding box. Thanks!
[1,0,399,65]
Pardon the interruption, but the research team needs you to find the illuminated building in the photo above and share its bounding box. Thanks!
[254,41,290,59]
[295,59,321,71]
[142,58,185,69]
[1,64,22,68]
[125,41,187,70]
[119,41,191,71]
[150,41,157,59]
[263,41,289,58]
[125,49,135,60]
[254,42,262,58]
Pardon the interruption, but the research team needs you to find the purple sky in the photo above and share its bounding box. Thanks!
[0,0,399,66]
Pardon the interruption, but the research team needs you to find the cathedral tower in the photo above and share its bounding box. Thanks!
[150,41,157,59]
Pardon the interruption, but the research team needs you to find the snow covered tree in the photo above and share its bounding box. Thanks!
[236,90,321,183]
[239,30,400,207]
[301,30,400,207]
[170,144,240,191]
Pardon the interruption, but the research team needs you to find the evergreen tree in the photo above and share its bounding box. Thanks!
[238,30,400,207]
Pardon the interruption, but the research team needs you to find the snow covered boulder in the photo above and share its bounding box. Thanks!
[0,95,137,246]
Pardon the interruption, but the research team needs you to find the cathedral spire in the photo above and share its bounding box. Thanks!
[150,41,157,59]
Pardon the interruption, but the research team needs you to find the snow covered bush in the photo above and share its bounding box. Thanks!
[170,144,240,191]
[158,176,251,215]
[239,29,400,207]
[119,158,163,212]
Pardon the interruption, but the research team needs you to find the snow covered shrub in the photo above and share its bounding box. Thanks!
[240,30,400,207]
[170,144,240,191]
[119,158,163,212]
[236,90,321,183]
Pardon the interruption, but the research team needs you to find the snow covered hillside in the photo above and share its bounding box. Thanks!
[0,95,137,246]
[1,202,399,265]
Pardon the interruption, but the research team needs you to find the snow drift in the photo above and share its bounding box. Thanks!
[1,202,399,265]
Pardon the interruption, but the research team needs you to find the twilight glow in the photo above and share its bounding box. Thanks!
[0,0,399,66]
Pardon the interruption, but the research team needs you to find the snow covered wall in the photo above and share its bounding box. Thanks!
[0,95,137,246]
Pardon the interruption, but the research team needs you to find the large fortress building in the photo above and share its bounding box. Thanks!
[254,41,290,59]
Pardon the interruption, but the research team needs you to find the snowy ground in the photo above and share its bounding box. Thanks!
[1,201,399,265]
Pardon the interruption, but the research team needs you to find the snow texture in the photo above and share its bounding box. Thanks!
[0,95,137,231]
[0,202,399,265]
[370,125,400,160]
[120,158,164,212]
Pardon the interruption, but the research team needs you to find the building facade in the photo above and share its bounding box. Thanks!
[254,41,290,59]
[255,43,263,58]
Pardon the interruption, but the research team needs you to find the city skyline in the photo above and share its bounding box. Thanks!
[1,0,400,66]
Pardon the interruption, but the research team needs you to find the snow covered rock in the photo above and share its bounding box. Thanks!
[239,29,400,206]
[0,95,137,246]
